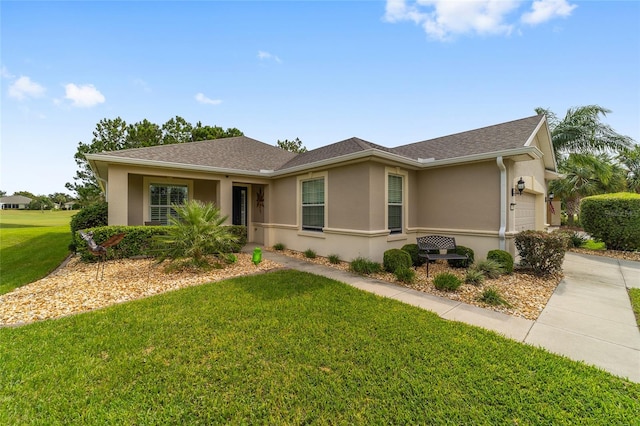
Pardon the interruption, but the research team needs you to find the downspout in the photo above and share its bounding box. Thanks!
[496,156,506,251]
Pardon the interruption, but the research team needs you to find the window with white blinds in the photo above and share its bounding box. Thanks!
[149,184,188,225]
[388,174,403,234]
[301,178,324,231]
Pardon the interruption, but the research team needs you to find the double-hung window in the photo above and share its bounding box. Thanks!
[388,174,403,234]
[150,184,188,225]
[301,178,324,231]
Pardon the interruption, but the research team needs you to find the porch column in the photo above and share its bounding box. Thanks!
[107,166,129,225]
[218,178,233,225]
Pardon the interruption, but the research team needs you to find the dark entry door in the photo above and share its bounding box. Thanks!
[232,186,248,226]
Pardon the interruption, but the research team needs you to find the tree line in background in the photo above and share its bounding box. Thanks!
[0,190,76,210]
[6,106,636,219]
[536,105,639,226]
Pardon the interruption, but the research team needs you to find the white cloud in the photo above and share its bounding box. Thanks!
[258,50,282,63]
[195,93,222,105]
[521,0,577,25]
[8,76,46,100]
[384,0,576,40]
[1,66,15,79]
[64,83,105,107]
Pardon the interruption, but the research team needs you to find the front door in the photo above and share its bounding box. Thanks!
[232,186,248,226]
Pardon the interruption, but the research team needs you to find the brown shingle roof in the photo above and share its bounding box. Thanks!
[93,136,297,172]
[277,137,396,170]
[391,115,543,160]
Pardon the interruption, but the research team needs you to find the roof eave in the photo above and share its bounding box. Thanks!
[84,154,274,178]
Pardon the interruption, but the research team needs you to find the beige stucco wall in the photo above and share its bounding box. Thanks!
[128,174,143,225]
[415,161,500,231]
[269,176,297,225]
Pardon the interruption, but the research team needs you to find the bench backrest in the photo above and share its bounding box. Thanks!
[417,235,458,251]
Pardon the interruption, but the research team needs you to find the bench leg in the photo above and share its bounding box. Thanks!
[426,260,430,277]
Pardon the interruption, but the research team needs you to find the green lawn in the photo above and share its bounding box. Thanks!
[0,210,75,294]
[1,270,638,424]
[630,288,640,328]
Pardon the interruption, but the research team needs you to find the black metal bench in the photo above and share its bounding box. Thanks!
[417,235,469,276]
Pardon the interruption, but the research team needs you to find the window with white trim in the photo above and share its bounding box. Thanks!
[150,184,188,225]
[301,178,324,231]
[388,174,403,234]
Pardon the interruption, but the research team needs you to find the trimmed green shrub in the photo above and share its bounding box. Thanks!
[394,266,416,284]
[349,257,382,275]
[304,249,317,259]
[447,245,474,268]
[581,193,640,251]
[70,202,108,233]
[225,225,247,252]
[432,272,462,291]
[473,259,505,279]
[75,225,170,261]
[480,287,510,306]
[401,244,426,267]
[383,249,413,273]
[328,254,341,264]
[486,249,514,274]
[465,269,485,286]
[273,243,285,251]
[515,230,567,276]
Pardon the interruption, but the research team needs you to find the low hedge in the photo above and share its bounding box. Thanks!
[581,193,640,251]
[401,244,426,267]
[74,225,247,262]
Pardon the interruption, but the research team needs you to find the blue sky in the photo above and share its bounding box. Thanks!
[2,1,639,196]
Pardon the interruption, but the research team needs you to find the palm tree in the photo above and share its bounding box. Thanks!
[549,153,627,226]
[535,105,633,162]
[618,145,640,193]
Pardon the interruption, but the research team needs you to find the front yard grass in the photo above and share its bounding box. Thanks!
[1,270,638,424]
[630,288,640,328]
[0,210,74,294]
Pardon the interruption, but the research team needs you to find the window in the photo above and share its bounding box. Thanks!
[301,178,324,231]
[388,174,403,234]
[150,184,188,225]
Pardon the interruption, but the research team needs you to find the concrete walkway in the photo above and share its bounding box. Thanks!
[246,245,640,382]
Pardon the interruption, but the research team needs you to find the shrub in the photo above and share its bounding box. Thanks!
[328,254,341,264]
[486,250,514,274]
[154,200,238,269]
[464,269,485,286]
[273,243,285,251]
[349,257,382,275]
[394,266,416,284]
[401,244,426,267]
[552,229,587,249]
[432,272,462,291]
[514,230,567,276]
[581,193,640,251]
[74,225,170,261]
[70,202,108,233]
[480,287,510,307]
[225,225,247,252]
[447,245,474,268]
[304,249,317,259]
[383,249,413,273]
[473,259,505,279]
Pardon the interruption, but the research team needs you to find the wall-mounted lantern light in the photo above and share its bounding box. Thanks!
[512,177,526,196]
[547,191,554,202]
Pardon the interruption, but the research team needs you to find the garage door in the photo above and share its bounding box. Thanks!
[515,193,536,232]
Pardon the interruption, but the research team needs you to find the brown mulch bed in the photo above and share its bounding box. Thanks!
[274,249,561,321]
[0,254,280,327]
[2,247,636,328]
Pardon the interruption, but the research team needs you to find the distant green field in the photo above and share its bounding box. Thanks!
[0,210,75,294]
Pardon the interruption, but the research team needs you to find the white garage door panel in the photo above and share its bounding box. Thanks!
[515,193,536,231]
